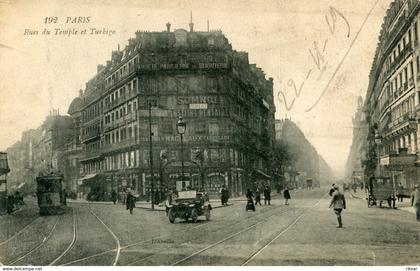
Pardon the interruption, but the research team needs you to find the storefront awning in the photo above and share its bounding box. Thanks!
[78,173,100,186]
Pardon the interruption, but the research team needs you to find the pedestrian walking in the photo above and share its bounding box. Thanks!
[220,185,229,206]
[165,191,173,216]
[111,190,117,204]
[255,188,262,206]
[283,186,291,205]
[6,195,14,214]
[410,185,420,222]
[126,191,136,215]
[329,185,346,228]
[62,189,67,206]
[246,189,255,211]
[263,185,271,205]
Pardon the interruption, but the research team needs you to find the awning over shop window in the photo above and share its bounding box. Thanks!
[78,173,100,187]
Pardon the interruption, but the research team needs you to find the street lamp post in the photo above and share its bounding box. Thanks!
[177,116,186,187]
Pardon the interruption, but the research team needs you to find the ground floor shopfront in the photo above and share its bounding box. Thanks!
[78,164,273,202]
[376,152,420,194]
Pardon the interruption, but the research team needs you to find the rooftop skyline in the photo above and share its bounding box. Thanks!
[0,0,392,178]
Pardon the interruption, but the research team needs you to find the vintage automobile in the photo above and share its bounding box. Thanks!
[167,190,211,223]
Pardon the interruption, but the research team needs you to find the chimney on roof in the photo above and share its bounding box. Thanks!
[166,22,171,32]
[118,44,120,51]
[189,11,194,32]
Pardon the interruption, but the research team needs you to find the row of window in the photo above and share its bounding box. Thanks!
[381,132,418,156]
[104,98,138,125]
[390,95,415,122]
[81,146,251,175]
[105,55,139,88]
[82,102,102,122]
[387,22,416,68]
[141,76,218,94]
[379,53,420,113]
[103,121,224,146]
[82,123,100,139]
[104,78,138,109]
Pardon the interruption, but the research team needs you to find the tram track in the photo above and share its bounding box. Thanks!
[6,216,61,265]
[59,191,326,266]
[170,193,327,266]
[126,203,299,266]
[48,208,78,266]
[87,206,121,266]
[240,195,326,266]
[61,200,288,266]
[0,217,42,246]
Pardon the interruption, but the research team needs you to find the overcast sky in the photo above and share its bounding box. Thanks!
[0,0,391,178]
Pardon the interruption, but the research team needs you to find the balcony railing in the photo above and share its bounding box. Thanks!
[102,138,138,153]
[103,112,137,132]
[81,130,101,143]
[80,150,102,162]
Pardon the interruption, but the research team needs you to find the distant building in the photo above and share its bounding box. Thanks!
[274,119,332,189]
[70,23,276,200]
[363,0,420,189]
[6,112,80,193]
[345,97,368,185]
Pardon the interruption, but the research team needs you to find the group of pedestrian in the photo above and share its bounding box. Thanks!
[6,191,25,214]
[109,189,137,215]
[245,185,292,211]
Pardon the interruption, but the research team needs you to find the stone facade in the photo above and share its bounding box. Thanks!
[70,25,276,200]
[363,0,420,189]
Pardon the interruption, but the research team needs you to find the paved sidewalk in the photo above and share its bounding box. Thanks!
[350,190,415,214]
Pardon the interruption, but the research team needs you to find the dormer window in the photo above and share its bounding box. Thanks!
[208,37,214,46]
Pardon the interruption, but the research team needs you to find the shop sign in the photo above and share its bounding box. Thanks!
[189,103,208,109]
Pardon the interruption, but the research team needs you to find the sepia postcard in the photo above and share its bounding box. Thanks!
[0,0,419,270]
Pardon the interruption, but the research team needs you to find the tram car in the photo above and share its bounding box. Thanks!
[36,172,66,216]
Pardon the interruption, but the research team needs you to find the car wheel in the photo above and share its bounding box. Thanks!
[168,209,175,223]
[191,209,198,223]
[205,208,211,221]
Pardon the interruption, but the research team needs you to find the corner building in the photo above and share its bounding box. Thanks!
[364,0,420,189]
[70,23,276,200]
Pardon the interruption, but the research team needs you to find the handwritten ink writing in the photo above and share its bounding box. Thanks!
[276,5,351,112]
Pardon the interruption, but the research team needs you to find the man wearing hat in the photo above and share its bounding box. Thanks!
[411,185,420,222]
[329,185,346,228]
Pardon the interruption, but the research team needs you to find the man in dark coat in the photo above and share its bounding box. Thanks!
[329,185,346,228]
[283,187,291,205]
[255,188,262,206]
[126,191,136,214]
[111,190,117,205]
[263,185,271,205]
[6,195,14,214]
[220,185,229,206]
